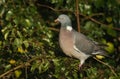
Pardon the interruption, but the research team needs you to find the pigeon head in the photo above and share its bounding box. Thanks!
[55,14,72,27]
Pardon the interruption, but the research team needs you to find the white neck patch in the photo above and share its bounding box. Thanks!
[66,26,72,31]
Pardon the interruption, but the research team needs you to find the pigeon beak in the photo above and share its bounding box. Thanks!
[54,18,60,23]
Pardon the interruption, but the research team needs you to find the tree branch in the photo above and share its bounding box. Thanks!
[75,0,80,32]
[93,57,118,77]
[37,4,120,31]
[37,3,74,13]
[48,27,59,32]
[84,15,120,31]
[0,56,40,78]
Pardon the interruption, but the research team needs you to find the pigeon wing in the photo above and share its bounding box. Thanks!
[73,30,97,55]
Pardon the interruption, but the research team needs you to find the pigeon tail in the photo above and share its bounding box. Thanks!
[92,49,108,57]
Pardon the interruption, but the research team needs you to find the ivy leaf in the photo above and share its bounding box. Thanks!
[14,38,22,47]
[23,40,29,48]
[4,31,9,40]
[5,10,13,21]
[17,31,22,38]
[31,62,39,72]
[107,24,117,37]
[4,64,11,71]
[106,17,112,23]
[14,70,22,78]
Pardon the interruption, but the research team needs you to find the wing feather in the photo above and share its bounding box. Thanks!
[73,30,97,55]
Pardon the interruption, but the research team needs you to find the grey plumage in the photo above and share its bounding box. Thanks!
[55,14,107,68]
[74,31,95,55]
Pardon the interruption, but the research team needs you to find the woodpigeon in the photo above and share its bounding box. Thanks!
[55,14,107,69]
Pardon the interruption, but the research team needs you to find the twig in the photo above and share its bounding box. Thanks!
[93,57,118,76]
[0,63,30,78]
[48,27,59,32]
[0,56,40,78]
[37,3,74,13]
[37,4,120,31]
[89,13,104,17]
[83,14,120,31]
[25,66,28,79]
[75,0,80,32]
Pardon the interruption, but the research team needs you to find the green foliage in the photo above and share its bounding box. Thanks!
[0,0,120,79]
[84,21,105,39]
